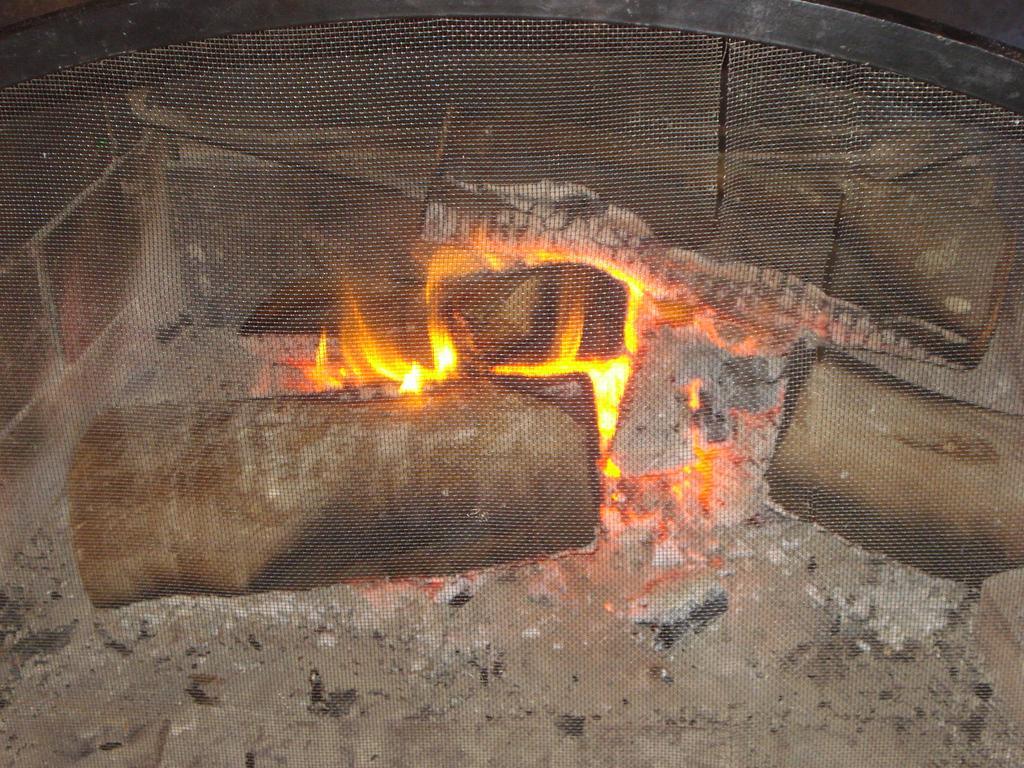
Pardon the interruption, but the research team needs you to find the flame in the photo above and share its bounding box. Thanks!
[692,439,716,513]
[292,239,655,480]
[492,274,643,459]
[684,377,716,512]
[687,378,702,412]
[297,248,479,394]
[458,238,649,475]
[296,330,348,391]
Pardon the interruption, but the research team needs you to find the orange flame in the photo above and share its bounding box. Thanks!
[687,378,702,412]
[298,249,478,395]
[294,239,655,479]
[683,378,716,511]
[492,272,643,459]
[459,238,649,475]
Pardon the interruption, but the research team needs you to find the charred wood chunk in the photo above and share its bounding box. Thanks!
[440,263,628,367]
[768,353,1024,580]
[69,377,599,607]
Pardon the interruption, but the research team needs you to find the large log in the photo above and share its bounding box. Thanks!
[69,377,599,607]
[768,353,1024,579]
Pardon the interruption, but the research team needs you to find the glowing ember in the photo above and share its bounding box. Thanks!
[684,377,716,513]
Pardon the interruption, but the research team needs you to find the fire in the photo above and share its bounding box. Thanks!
[294,240,647,475]
[297,249,476,395]
[490,251,644,461]
[291,238,667,483]
[687,378,702,412]
[288,233,732,526]
[492,321,637,456]
[298,303,455,395]
[684,377,716,512]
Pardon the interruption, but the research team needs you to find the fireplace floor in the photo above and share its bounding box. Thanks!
[2,494,1021,767]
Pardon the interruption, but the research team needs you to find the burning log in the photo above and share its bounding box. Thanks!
[768,352,1024,579]
[69,377,599,607]
[439,263,628,368]
[237,260,631,395]
[425,178,962,368]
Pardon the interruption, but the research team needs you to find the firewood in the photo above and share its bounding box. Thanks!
[831,161,1015,359]
[768,353,1024,579]
[69,377,599,607]
[128,89,444,199]
[439,263,628,368]
[237,261,629,390]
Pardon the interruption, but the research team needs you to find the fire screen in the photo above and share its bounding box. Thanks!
[2,11,1024,767]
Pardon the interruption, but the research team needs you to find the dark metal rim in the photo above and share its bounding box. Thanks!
[2,0,1023,115]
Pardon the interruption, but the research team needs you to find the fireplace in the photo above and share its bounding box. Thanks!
[3,3,1024,766]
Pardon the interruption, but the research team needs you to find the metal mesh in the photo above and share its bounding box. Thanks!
[1,17,1023,767]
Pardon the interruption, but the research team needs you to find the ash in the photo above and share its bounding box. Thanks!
[3,496,1022,767]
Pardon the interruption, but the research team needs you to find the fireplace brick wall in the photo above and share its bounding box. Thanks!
[0,95,160,510]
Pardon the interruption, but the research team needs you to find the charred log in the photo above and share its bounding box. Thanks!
[439,263,628,368]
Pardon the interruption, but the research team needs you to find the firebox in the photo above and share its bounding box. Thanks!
[2,2,1024,766]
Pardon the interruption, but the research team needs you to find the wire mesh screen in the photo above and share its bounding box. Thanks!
[2,16,1024,767]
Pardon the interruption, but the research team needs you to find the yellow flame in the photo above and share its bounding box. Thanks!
[316,330,328,370]
[400,363,423,394]
[687,378,702,412]
[430,325,458,378]
[492,274,643,460]
[684,377,716,510]
[298,248,477,395]
[603,457,622,479]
